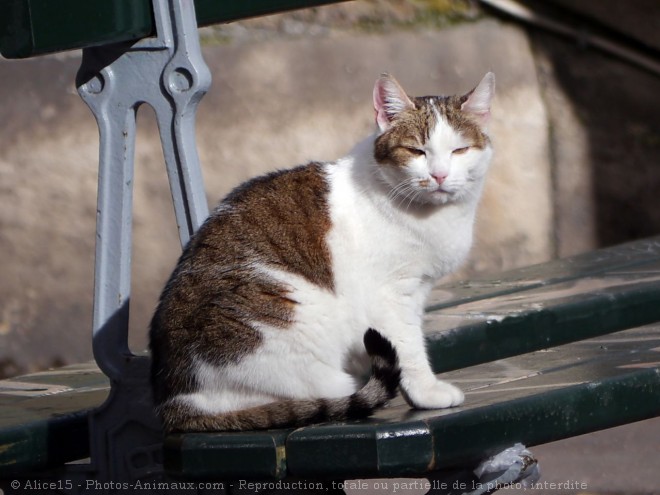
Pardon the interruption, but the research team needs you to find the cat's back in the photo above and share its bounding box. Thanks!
[153,161,338,315]
[149,162,338,401]
[221,162,335,288]
[173,162,334,283]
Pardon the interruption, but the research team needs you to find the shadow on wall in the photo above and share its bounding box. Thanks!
[540,35,660,246]
[1,1,659,379]
[515,0,660,255]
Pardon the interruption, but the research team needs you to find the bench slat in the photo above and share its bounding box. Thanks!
[427,235,660,311]
[425,256,660,372]
[164,429,289,481]
[0,363,108,476]
[0,0,349,59]
[164,324,660,479]
[3,237,660,477]
[286,373,660,479]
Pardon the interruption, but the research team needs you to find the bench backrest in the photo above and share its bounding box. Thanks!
[0,0,349,59]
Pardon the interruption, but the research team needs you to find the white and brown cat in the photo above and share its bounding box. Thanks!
[150,72,495,432]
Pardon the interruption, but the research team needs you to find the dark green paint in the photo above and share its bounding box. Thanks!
[0,0,153,59]
[164,430,290,480]
[287,422,435,479]
[427,276,660,373]
[0,410,90,477]
[426,235,660,311]
[288,426,381,480]
[3,237,660,479]
[0,0,350,59]
[375,424,435,476]
[428,368,660,468]
[163,367,660,479]
[0,364,108,476]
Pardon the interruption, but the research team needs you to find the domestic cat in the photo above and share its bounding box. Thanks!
[150,72,495,432]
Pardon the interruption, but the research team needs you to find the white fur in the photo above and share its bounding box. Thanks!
[180,79,494,415]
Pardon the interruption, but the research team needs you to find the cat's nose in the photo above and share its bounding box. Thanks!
[431,173,447,185]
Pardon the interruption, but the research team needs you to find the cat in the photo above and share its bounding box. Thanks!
[150,71,495,432]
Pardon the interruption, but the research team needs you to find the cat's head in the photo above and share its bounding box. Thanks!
[372,72,495,206]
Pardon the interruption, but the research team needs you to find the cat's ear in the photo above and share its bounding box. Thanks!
[373,74,415,132]
[461,72,495,126]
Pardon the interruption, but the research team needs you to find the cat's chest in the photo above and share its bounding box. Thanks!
[418,213,474,274]
[325,161,476,290]
[329,196,473,285]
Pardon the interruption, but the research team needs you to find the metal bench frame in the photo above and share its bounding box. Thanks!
[76,0,210,485]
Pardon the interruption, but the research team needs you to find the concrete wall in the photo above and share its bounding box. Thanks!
[0,13,657,376]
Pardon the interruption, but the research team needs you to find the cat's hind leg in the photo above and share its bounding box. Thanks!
[161,329,400,432]
[195,349,360,406]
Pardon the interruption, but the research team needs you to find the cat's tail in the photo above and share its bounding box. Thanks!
[159,328,401,432]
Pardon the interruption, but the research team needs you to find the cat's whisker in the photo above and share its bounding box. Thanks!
[405,189,424,212]
[388,178,418,203]
[391,185,418,210]
[390,181,417,211]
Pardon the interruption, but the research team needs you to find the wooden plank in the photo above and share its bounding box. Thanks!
[425,257,660,372]
[164,430,289,481]
[164,324,660,479]
[5,236,660,477]
[427,235,660,311]
[286,369,660,478]
[0,363,108,476]
[0,0,350,59]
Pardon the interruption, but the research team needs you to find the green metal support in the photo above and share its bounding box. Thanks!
[0,0,350,59]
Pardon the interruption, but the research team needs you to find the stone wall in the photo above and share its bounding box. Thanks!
[0,11,658,376]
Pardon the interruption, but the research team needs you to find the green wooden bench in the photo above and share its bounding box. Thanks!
[2,238,660,489]
[2,0,659,493]
[165,238,660,481]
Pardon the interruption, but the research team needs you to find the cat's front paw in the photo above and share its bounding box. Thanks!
[403,379,464,409]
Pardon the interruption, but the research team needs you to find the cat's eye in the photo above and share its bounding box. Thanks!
[452,147,470,155]
[404,146,426,156]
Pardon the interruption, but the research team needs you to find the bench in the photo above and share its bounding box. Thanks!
[3,238,660,490]
[165,239,660,481]
[1,0,659,493]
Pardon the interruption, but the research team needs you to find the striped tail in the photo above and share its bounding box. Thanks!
[160,328,401,432]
